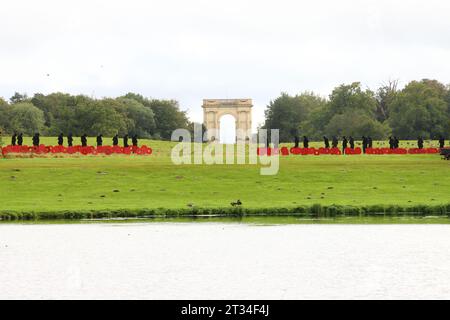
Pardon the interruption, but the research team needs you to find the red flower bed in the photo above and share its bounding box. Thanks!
[0,145,152,156]
[256,147,439,156]
[365,148,439,155]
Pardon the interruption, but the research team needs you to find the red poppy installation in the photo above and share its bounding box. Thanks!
[256,147,440,156]
[0,145,152,156]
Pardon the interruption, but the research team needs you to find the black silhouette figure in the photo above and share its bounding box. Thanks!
[11,132,17,146]
[388,136,394,149]
[323,136,330,149]
[349,136,355,149]
[342,136,348,154]
[112,134,119,146]
[303,136,309,149]
[439,136,445,149]
[132,134,138,147]
[418,136,424,149]
[57,133,64,146]
[123,134,129,148]
[367,136,373,148]
[81,134,88,147]
[17,133,23,146]
[294,135,300,148]
[332,136,339,148]
[362,136,368,154]
[67,133,73,147]
[32,133,40,147]
[394,137,400,149]
[96,134,103,147]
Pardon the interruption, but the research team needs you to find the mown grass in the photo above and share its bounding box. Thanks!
[1,138,449,220]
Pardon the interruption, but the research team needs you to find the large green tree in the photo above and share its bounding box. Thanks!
[389,80,450,139]
[115,98,156,138]
[263,92,326,142]
[0,98,9,142]
[327,82,377,117]
[301,82,390,139]
[31,93,88,135]
[3,102,45,135]
[149,100,189,140]
[324,111,391,139]
[73,99,128,136]
[124,93,189,140]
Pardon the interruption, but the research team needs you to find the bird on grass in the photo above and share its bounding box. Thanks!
[231,200,242,207]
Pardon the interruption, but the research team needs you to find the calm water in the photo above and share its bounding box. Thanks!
[1,219,450,299]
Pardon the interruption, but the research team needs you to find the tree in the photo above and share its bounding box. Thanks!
[123,93,189,140]
[375,80,398,122]
[0,98,8,128]
[150,100,189,139]
[74,99,128,136]
[327,82,377,117]
[10,92,28,104]
[388,80,450,139]
[324,111,391,139]
[263,92,326,142]
[30,92,80,132]
[300,82,385,139]
[116,98,156,138]
[4,102,45,135]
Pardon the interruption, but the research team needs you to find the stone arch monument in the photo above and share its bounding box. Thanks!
[202,99,253,142]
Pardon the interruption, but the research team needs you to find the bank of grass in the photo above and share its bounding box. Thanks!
[1,138,449,220]
[1,203,450,221]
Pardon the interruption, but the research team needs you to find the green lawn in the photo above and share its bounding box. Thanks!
[1,138,449,218]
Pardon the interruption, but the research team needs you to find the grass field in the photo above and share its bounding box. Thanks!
[1,137,449,220]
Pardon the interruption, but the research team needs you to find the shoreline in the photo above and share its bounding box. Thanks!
[1,203,449,221]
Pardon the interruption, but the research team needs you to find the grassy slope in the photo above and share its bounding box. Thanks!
[1,138,449,218]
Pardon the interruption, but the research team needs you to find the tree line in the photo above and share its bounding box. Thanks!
[0,92,192,140]
[1,78,449,143]
[262,79,450,142]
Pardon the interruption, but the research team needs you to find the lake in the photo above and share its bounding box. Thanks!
[1,217,450,299]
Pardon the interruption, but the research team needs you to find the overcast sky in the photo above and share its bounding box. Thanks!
[1,0,450,129]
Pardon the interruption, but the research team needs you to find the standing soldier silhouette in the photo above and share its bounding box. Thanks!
[388,136,394,149]
[362,136,368,154]
[57,133,64,146]
[417,136,424,149]
[81,134,88,147]
[294,135,299,148]
[439,136,445,149]
[112,134,119,146]
[323,136,330,148]
[17,133,23,146]
[303,136,309,149]
[11,132,17,146]
[96,134,103,147]
[394,137,400,149]
[32,133,40,147]
[132,134,138,147]
[368,136,373,148]
[349,136,355,149]
[332,136,339,149]
[123,134,129,148]
[67,133,73,147]
[342,136,348,154]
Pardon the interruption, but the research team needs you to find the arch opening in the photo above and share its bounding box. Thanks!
[219,114,236,144]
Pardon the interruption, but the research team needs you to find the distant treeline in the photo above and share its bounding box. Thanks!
[1,78,450,142]
[262,79,450,142]
[0,92,195,140]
